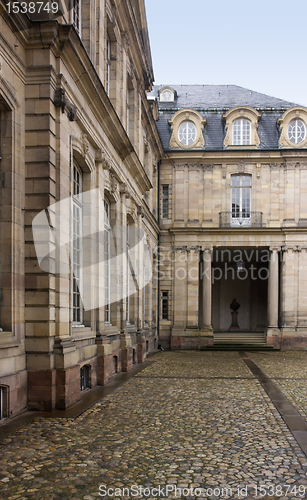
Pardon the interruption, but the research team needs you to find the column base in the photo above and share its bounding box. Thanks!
[266,327,281,348]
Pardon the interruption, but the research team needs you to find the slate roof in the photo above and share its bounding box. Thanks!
[148,85,299,151]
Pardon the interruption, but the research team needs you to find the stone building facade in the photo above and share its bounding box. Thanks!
[0,0,163,419]
[1,0,307,423]
[150,85,307,352]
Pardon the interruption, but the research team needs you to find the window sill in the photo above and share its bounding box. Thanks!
[0,331,19,348]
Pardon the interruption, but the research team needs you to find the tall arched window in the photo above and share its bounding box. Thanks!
[72,162,83,323]
[232,119,251,145]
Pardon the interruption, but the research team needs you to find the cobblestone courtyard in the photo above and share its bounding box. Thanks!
[2,351,307,500]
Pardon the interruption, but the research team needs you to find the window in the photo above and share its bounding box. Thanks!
[232,119,251,145]
[126,224,130,323]
[223,107,261,148]
[73,0,81,34]
[161,185,169,219]
[169,109,206,149]
[288,119,306,144]
[231,175,251,226]
[106,34,111,96]
[178,121,197,146]
[113,356,118,374]
[159,87,176,102]
[72,163,83,323]
[80,365,90,391]
[104,200,111,323]
[161,291,169,320]
[0,386,8,420]
[278,107,307,148]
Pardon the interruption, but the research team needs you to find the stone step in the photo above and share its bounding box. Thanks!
[214,332,266,344]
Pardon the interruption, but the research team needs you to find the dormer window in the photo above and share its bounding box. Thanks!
[159,87,176,102]
[168,109,206,149]
[223,107,261,148]
[278,107,307,148]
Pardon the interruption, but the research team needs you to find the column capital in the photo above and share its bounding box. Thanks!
[269,246,281,253]
[201,246,213,253]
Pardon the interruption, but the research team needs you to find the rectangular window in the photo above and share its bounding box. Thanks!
[106,35,111,96]
[161,185,169,219]
[161,291,169,320]
[73,0,81,35]
[104,200,111,323]
[72,163,83,323]
[231,175,251,226]
[0,386,8,420]
[126,224,130,323]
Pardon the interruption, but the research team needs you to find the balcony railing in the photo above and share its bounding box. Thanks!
[219,212,264,228]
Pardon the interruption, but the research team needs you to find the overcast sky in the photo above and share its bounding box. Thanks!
[144,0,307,106]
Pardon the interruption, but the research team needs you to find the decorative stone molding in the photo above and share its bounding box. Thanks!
[54,88,77,121]
[110,174,118,195]
[188,163,201,171]
[278,106,307,148]
[223,106,261,148]
[137,205,145,218]
[256,164,261,178]
[285,161,300,170]
[95,149,111,170]
[81,133,90,158]
[203,164,214,172]
[168,109,206,149]
[119,183,131,198]
[222,164,227,178]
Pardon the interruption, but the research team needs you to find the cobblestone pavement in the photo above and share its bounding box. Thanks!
[1,351,307,500]
[248,351,307,422]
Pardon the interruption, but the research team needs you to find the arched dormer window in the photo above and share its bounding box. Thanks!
[168,109,206,149]
[223,107,261,148]
[278,107,307,148]
[159,86,176,102]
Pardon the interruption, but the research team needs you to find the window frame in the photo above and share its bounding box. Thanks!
[72,0,81,35]
[161,184,169,219]
[104,199,111,324]
[230,174,252,227]
[72,162,83,325]
[288,119,306,144]
[161,290,169,320]
[232,118,251,146]
[106,34,111,96]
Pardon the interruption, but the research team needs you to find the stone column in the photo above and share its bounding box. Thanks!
[202,247,213,330]
[267,246,280,328]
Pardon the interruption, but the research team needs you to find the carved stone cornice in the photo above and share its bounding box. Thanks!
[95,149,111,170]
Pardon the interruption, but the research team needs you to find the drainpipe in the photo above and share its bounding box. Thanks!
[157,160,161,344]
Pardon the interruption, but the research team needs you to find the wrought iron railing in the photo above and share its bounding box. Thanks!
[219,212,264,228]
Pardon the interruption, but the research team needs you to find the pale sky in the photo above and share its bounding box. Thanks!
[145,0,307,106]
